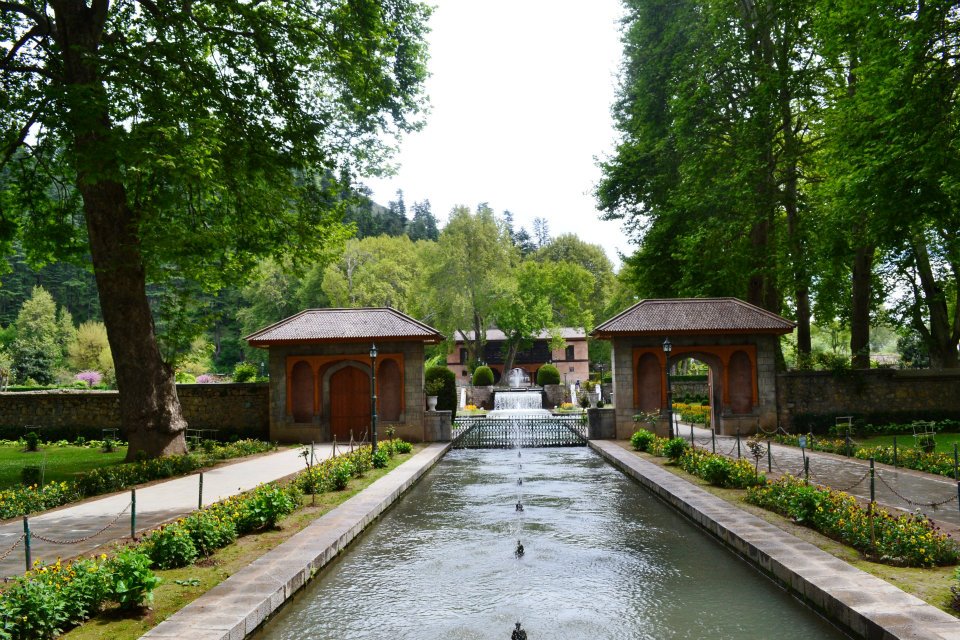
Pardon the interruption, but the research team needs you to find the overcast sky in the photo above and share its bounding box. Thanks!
[364,0,632,268]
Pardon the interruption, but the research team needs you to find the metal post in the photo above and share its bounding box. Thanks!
[370,343,378,455]
[310,442,315,468]
[198,472,204,510]
[845,435,851,457]
[809,432,814,451]
[803,455,810,485]
[893,436,898,469]
[23,516,30,571]
[690,423,695,449]
[767,440,772,473]
[870,457,875,503]
[954,444,958,481]
[736,428,741,459]
[131,488,136,539]
[957,481,960,516]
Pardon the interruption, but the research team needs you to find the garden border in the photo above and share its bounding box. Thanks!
[590,440,960,640]
[140,442,450,639]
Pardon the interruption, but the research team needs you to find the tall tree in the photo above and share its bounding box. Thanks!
[322,234,424,313]
[533,234,615,324]
[408,199,439,241]
[0,1,430,458]
[531,217,550,248]
[425,204,517,368]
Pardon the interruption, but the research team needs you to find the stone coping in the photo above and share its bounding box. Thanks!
[140,443,450,640]
[590,440,960,640]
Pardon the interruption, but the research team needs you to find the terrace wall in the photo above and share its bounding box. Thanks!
[0,383,269,441]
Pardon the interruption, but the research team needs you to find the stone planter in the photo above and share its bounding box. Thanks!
[426,395,438,411]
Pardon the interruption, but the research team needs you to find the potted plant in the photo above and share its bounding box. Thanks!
[425,378,444,411]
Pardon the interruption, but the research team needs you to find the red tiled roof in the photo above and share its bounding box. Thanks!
[592,298,795,336]
[245,308,444,346]
[454,328,587,342]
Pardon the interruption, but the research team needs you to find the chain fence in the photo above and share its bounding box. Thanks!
[30,501,132,546]
[0,534,24,564]
[875,472,957,510]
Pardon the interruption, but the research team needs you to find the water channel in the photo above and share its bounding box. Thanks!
[257,446,847,639]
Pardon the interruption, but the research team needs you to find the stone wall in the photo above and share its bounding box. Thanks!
[0,384,269,440]
[778,369,960,432]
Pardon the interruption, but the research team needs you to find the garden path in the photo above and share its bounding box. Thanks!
[0,444,332,578]
[686,424,960,534]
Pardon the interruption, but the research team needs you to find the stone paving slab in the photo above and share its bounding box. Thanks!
[141,442,450,640]
[0,446,324,577]
[591,440,960,640]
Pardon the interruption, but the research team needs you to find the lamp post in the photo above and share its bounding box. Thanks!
[663,338,674,439]
[369,343,378,455]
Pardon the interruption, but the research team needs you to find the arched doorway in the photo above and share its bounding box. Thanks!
[636,353,661,412]
[330,365,371,442]
[379,359,402,422]
[290,361,314,423]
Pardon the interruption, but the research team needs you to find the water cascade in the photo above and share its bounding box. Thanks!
[506,367,530,388]
[488,391,551,419]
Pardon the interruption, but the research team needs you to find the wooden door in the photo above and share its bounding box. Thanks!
[330,366,371,442]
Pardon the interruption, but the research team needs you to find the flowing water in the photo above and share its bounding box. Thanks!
[256,447,846,639]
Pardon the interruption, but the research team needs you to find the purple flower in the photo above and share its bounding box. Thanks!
[195,374,214,384]
[74,370,102,387]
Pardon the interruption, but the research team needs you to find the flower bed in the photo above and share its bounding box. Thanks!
[746,475,958,567]
[630,430,764,488]
[0,440,414,639]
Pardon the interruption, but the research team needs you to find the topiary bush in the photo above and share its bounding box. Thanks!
[663,437,689,461]
[425,365,457,420]
[472,365,494,386]
[232,361,257,382]
[630,429,655,452]
[536,364,560,386]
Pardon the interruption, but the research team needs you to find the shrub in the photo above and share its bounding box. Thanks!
[394,440,412,454]
[425,366,457,420]
[235,483,298,534]
[145,521,199,569]
[23,430,39,452]
[678,449,764,489]
[372,448,389,469]
[21,465,42,486]
[195,374,214,384]
[108,548,162,609]
[0,481,78,520]
[472,365,494,386]
[425,378,445,396]
[232,361,257,382]
[663,437,689,461]
[536,364,560,386]
[184,510,237,556]
[174,371,196,384]
[331,459,353,489]
[630,429,655,452]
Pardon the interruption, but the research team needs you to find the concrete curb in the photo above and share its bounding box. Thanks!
[590,440,960,640]
[140,443,451,640]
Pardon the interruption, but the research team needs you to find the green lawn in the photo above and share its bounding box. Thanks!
[0,444,127,488]
[858,433,960,455]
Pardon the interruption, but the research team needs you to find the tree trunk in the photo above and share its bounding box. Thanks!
[54,1,188,460]
[500,340,520,381]
[850,243,873,369]
[912,237,958,368]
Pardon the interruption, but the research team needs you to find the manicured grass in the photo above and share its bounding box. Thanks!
[859,433,960,455]
[0,444,127,489]
[61,446,421,640]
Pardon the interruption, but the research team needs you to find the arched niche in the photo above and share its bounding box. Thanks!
[636,352,661,412]
[728,350,753,414]
[290,360,315,423]
[379,358,403,422]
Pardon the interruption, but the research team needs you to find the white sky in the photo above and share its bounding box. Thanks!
[364,0,633,269]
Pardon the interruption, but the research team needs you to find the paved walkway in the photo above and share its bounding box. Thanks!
[681,424,960,532]
[0,445,332,578]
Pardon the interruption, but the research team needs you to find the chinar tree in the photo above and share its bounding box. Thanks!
[0,1,430,459]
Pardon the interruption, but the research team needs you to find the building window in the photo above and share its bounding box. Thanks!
[459,348,467,364]
[565,345,575,361]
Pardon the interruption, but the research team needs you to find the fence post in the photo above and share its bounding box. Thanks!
[954,444,958,481]
[23,516,30,572]
[809,432,814,451]
[893,436,898,469]
[870,457,875,503]
[690,424,695,449]
[957,481,960,516]
[803,455,809,485]
[767,440,772,473]
[198,472,204,510]
[131,488,136,540]
[711,429,716,454]
[845,435,851,458]
[310,442,315,467]
[736,429,741,459]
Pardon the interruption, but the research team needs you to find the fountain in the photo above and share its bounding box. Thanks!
[488,391,551,418]
[506,367,530,388]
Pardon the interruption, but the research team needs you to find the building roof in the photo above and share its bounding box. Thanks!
[592,298,795,337]
[245,308,444,347]
[454,328,587,342]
